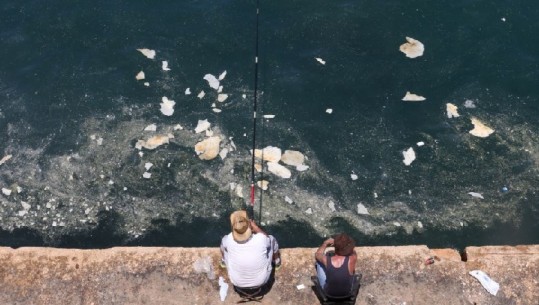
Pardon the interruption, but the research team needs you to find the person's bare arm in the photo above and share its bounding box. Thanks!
[315,238,334,267]
[250,220,267,235]
[348,250,357,274]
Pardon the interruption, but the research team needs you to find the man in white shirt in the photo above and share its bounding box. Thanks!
[220,210,281,292]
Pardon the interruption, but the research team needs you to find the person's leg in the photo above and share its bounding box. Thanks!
[316,261,327,288]
[268,235,281,266]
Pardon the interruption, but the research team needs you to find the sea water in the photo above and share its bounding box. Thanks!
[0,0,538,248]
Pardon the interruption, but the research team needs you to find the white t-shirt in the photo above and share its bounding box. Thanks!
[220,233,272,288]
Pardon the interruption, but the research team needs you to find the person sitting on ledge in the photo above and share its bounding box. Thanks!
[315,233,357,297]
[220,210,281,297]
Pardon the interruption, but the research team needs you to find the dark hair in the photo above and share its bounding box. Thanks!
[334,233,355,256]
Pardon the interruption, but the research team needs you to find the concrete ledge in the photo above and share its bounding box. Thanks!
[0,245,537,304]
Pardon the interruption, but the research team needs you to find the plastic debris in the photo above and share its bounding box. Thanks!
[197,90,205,99]
[464,99,476,108]
[468,192,484,199]
[399,37,424,58]
[263,114,275,119]
[203,74,220,90]
[402,147,416,166]
[402,91,426,101]
[469,117,494,138]
[0,155,12,166]
[357,203,369,215]
[326,108,333,114]
[217,94,228,102]
[137,48,156,59]
[417,141,425,147]
[315,57,326,65]
[185,88,191,95]
[218,71,227,81]
[142,172,151,179]
[2,188,11,196]
[351,173,358,180]
[162,61,171,71]
[446,103,460,118]
[144,124,157,131]
[195,119,211,134]
[218,276,229,301]
[135,71,145,80]
[469,270,499,296]
[160,97,175,116]
[296,284,306,290]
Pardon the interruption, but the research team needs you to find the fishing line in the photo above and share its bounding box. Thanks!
[249,0,262,222]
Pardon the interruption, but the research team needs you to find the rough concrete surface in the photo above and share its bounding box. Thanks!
[0,245,537,305]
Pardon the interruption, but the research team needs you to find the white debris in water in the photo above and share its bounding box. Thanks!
[21,201,31,210]
[137,48,156,59]
[446,103,460,118]
[135,71,145,80]
[219,148,229,160]
[408,189,412,195]
[144,82,150,87]
[2,188,12,196]
[402,147,416,166]
[18,210,27,217]
[296,164,309,171]
[195,119,211,133]
[257,180,269,190]
[468,192,484,199]
[469,117,494,138]
[267,162,292,178]
[315,57,326,65]
[162,61,171,71]
[217,94,228,102]
[96,137,103,145]
[305,208,313,214]
[0,154,12,166]
[218,70,227,80]
[501,17,506,22]
[254,146,282,163]
[357,203,369,215]
[399,37,424,58]
[197,90,205,99]
[203,74,220,90]
[263,114,275,119]
[326,108,333,114]
[351,173,358,180]
[144,162,153,170]
[185,88,191,95]
[173,124,183,130]
[16,186,22,193]
[464,99,476,108]
[194,136,221,160]
[205,129,214,137]
[235,184,243,198]
[212,108,222,113]
[393,222,402,227]
[144,124,157,131]
[374,192,378,198]
[284,196,294,204]
[137,135,171,150]
[142,172,152,179]
[402,91,426,101]
[281,150,305,167]
[242,94,247,99]
[218,86,223,93]
[328,201,336,212]
[417,141,425,147]
[160,96,175,116]
[417,221,423,229]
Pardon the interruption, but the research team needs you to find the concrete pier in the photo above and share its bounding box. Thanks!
[0,245,537,304]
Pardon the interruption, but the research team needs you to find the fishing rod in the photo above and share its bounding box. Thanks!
[249,0,262,222]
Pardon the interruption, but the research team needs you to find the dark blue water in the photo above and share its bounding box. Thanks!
[0,0,538,249]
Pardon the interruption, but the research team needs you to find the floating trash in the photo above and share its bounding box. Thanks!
[468,192,484,199]
[162,61,171,71]
[217,94,228,102]
[137,48,156,59]
[0,155,12,166]
[160,97,175,116]
[185,88,191,95]
[267,162,292,178]
[281,150,305,167]
[326,108,333,114]
[315,57,326,65]
[446,103,460,118]
[263,114,276,119]
[194,136,221,160]
[402,147,416,166]
[135,71,145,80]
[399,37,424,58]
[469,117,494,138]
[144,124,157,131]
[197,90,205,99]
[218,70,227,81]
[195,119,211,134]
[464,99,476,108]
[402,91,426,101]
[203,74,220,90]
[357,203,369,215]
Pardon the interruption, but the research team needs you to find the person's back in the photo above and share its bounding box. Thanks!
[314,233,357,297]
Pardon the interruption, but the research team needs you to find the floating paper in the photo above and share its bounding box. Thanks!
[185,88,191,95]
[0,155,12,166]
[326,108,333,114]
[446,103,460,118]
[217,94,228,102]
[357,203,369,215]
[402,91,426,101]
[469,117,494,138]
[254,146,282,163]
[402,147,416,166]
[137,48,156,59]
[160,97,175,116]
[218,71,227,81]
[197,90,205,99]
[315,57,326,65]
[399,37,424,58]
[351,173,358,180]
[281,150,305,167]
[203,74,220,90]
[142,172,151,179]
[468,192,484,199]
[267,162,292,178]
[162,61,171,71]
[135,71,145,80]
[263,115,275,119]
[195,119,211,134]
[194,136,221,160]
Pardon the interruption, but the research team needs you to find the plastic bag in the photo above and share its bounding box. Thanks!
[469,270,500,296]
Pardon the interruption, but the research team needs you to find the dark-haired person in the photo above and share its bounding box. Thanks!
[314,233,357,297]
[220,210,281,294]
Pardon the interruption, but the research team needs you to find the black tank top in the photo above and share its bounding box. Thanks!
[324,254,353,296]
